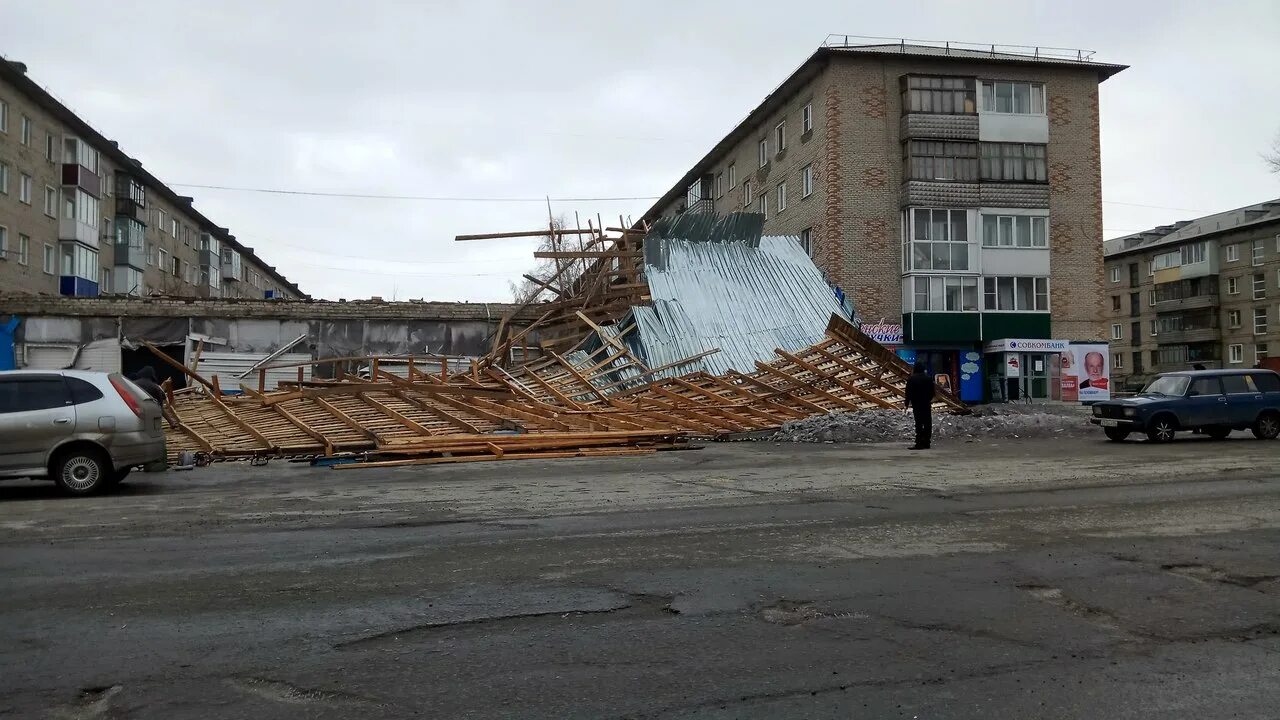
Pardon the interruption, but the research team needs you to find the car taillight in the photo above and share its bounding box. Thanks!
[110,376,144,418]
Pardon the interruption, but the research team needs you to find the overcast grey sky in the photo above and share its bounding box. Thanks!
[6,0,1278,301]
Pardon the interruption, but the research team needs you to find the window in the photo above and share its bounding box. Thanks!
[775,122,786,152]
[147,242,155,266]
[1229,344,1244,364]
[981,214,1047,248]
[42,243,55,274]
[983,276,1049,311]
[799,228,812,256]
[169,217,178,237]
[908,208,969,271]
[904,140,978,181]
[1255,273,1267,300]
[62,137,99,173]
[158,248,168,272]
[981,81,1046,114]
[1150,319,1158,336]
[1111,323,1123,340]
[43,186,57,217]
[20,115,31,145]
[116,266,143,296]
[1111,296,1121,311]
[742,178,752,208]
[1228,309,1242,328]
[776,182,787,213]
[980,142,1047,182]
[902,76,975,114]
[171,256,180,277]
[1257,344,1270,366]
[802,103,813,133]
[1131,321,1141,342]
[912,276,979,312]
[0,376,72,414]
[1226,244,1239,262]
[62,189,99,228]
[1180,241,1206,265]
[1113,353,1123,369]
[0,226,6,260]
[1129,263,1140,286]
[59,242,98,282]
[1189,377,1223,396]
[1255,307,1268,335]
[1253,239,1264,266]
[714,173,723,199]
[19,173,32,204]
[1129,292,1140,317]
[1152,250,1180,271]
[18,234,29,265]
[1227,277,1239,295]
[1109,266,1120,283]
[801,164,813,197]
[1149,290,1155,307]
[728,163,736,189]
[757,193,768,219]
[45,133,56,162]
[0,99,6,132]
[101,267,110,293]
[758,138,768,168]
[1222,375,1254,395]
[0,162,7,194]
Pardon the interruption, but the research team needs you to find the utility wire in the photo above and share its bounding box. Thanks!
[168,183,659,203]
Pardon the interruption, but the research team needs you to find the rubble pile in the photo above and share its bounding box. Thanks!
[776,405,1093,443]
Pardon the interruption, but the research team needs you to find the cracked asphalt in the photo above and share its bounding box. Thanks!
[1,435,1278,718]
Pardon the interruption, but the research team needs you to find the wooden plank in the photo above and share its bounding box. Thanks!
[754,361,861,412]
[485,442,504,458]
[455,228,597,241]
[533,250,643,260]
[357,393,434,436]
[144,342,216,392]
[549,352,612,404]
[388,389,481,434]
[727,371,830,416]
[775,349,895,410]
[521,273,566,298]
[210,394,275,450]
[271,401,339,455]
[809,345,907,398]
[313,397,379,442]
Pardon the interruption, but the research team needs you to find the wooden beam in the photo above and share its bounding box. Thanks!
[521,273,566,298]
[549,352,611,404]
[271,401,338,455]
[775,349,895,410]
[313,397,379,443]
[727,370,830,415]
[143,342,215,392]
[533,250,643,260]
[388,388,481,434]
[210,394,275,450]
[455,228,597,241]
[753,361,861,412]
[357,393,434,436]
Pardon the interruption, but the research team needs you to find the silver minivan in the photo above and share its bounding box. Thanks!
[0,370,167,495]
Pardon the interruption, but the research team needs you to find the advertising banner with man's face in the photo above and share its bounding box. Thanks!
[1061,344,1110,402]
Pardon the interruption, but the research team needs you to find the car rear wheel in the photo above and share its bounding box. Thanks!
[1146,415,1177,443]
[1204,427,1231,440]
[1253,412,1280,440]
[51,447,111,496]
[1103,427,1130,442]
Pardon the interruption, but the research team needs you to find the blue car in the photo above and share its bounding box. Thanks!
[1090,369,1280,443]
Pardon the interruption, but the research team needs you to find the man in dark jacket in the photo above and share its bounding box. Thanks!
[904,361,935,450]
[131,366,166,404]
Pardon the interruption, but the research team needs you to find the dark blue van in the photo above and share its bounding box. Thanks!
[1090,369,1280,442]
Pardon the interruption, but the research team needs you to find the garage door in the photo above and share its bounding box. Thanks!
[22,344,77,369]
[72,339,122,374]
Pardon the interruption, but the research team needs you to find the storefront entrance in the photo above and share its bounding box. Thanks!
[984,338,1069,403]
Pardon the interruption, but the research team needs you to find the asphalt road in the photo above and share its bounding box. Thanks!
[1,436,1278,719]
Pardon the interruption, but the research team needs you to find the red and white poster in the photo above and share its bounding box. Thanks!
[1060,344,1110,402]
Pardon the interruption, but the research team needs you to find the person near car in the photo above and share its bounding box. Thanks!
[904,361,935,450]
[130,366,166,404]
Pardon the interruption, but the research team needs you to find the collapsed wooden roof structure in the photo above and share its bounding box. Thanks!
[160,214,963,467]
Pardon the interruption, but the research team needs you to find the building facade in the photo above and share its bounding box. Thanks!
[0,60,303,300]
[643,39,1125,401]
[1103,200,1280,387]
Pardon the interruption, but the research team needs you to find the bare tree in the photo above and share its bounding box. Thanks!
[1266,130,1280,174]
[509,214,586,303]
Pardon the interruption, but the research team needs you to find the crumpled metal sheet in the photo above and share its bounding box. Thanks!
[631,234,852,378]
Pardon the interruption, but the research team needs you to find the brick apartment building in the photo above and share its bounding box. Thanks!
[1103,199,1280,386]
[0,59,303,300]
[643,37,1125,401]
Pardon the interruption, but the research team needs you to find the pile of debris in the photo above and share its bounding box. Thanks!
[160,213,965,469]
[775,404,1093,444]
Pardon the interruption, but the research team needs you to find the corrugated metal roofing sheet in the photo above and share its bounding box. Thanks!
[631,234,852,378]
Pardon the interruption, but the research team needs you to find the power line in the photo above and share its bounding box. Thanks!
[1102,200,1201,212]
[168,183,660,203]
[268,240,529,265]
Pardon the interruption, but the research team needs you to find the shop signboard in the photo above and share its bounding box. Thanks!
[860,322,903,347]
[1059,344,1110,402]
[983,338,1070,353]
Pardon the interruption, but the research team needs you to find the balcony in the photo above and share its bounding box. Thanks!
[115,195,146,223]
[686,198,714,215]
[1154,294,1218,312]
[115,242,146,270]
[1156,327,1220,345]
[61,164,101,198]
